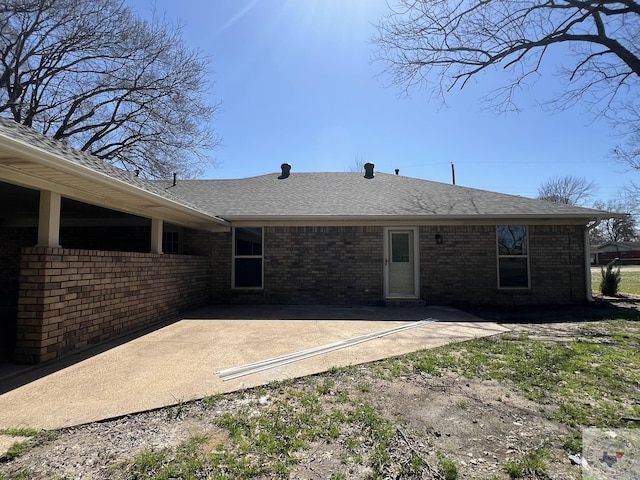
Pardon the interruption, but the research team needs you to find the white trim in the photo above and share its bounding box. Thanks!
[585,221,601,302]
[228,215,604,227]
[36,190,62,248]
[151,218,163,254]
[383,227,420,299]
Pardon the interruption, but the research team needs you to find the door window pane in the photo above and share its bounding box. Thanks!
[391,233,410,262]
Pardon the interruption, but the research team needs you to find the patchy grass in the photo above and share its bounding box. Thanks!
[113,313,640,478]
[0,430,57,462]
[123,381,436,479]
[406,318,640,451]
[503,445,553,479]
[413,321,640,424]
[0,429,39,438]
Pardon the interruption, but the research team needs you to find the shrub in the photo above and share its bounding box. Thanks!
[600,259,621,296]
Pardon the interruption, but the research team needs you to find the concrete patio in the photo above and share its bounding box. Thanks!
[0,305,508,435]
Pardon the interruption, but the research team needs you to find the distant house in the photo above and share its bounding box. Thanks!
[0,118,620,363]
[592,241,640,265]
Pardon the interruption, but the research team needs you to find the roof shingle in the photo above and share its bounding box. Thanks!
[160,172,610,220]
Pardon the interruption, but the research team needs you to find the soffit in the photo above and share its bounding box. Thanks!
[0,121,228,231]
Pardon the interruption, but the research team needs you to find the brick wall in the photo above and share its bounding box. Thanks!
[420,225,498,305]
[15,247,211,364]
[420,224,587,305]
[263,226,383,304]
[528,225,586,304]
[202,224,587,306]
[206,226,384,305]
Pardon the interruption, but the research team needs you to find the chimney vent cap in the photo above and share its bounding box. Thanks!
[364,162,375,179]
[278,163,291,179]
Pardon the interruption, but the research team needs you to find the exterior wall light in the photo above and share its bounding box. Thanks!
[435,234,443,244]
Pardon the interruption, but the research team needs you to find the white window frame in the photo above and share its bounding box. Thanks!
[496,225,530,290]
[232,227,264,289]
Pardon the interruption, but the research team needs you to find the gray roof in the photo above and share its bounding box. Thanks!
[160,172,611,220]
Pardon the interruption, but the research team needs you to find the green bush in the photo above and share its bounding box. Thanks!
[600,260,621,296]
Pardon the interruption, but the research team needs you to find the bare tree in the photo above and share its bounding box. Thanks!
[591,199,637,243]
[537,175,596,205]
[0,0,219,178]
[374,1,639,162]
[348,156,367,172]
[613,103,640,168]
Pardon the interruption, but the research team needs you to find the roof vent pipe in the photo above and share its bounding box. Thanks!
[395,169,399,175]
[364,162,375,179]
[173,172,177,186]
[278,163,291,179]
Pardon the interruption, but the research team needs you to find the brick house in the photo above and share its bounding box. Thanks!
[0,118,617,363]
[591,241,640,265]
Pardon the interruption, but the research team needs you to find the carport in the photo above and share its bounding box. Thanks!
[0,118,229,364]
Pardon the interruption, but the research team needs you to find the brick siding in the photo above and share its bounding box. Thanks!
[205,226,384,305]
[420,225,498,305]
[421,225,587,306]
[200,224,587,307]
[14,247,211,363]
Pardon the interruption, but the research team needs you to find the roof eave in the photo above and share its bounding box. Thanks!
[223,213,612,226]
[0,133,230,231]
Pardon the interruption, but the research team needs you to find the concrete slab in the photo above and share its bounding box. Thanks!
[0,305,508,431]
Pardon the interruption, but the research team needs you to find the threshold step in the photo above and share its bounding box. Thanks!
[384,299,426,307]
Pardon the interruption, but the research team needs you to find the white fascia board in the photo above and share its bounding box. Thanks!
[224,213,615,227]
[0,135,229,229]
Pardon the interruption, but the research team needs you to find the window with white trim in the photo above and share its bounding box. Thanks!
[233,227,263,288]
[497,225,529,289]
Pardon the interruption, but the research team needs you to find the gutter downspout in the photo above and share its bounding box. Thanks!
[585,220,601,302]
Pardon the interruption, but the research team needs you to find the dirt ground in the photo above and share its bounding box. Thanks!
[1,296,638,479]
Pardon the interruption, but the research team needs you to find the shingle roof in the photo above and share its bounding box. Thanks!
[160,171,610,220]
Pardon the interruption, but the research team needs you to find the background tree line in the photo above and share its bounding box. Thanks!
[537,174,637,243]
[1,0,219,179]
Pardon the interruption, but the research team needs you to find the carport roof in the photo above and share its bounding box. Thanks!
[0,118,228,231]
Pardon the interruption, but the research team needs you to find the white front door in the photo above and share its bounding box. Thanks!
[385,228,419,298]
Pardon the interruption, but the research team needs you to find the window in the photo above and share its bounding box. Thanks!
[391,232,410,262]
[497,225,529,289]
[162,231,180,254]
[233,227,263,288]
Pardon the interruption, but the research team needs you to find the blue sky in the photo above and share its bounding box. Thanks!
[130,0,630,204]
